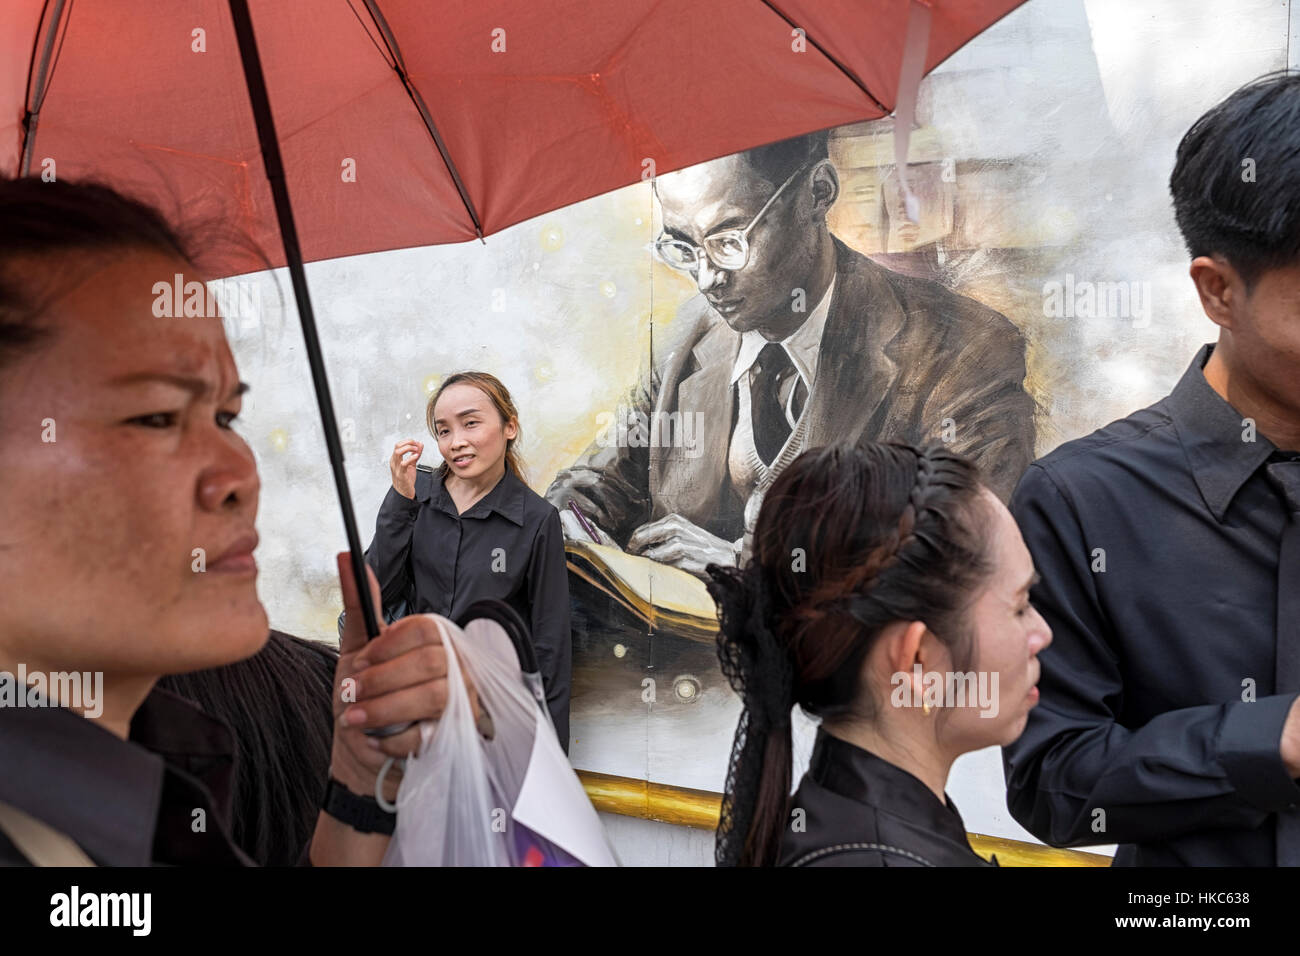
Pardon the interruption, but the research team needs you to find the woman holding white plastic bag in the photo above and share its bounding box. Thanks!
[380,603,616,867]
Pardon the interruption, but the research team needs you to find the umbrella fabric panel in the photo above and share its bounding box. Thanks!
[372,0,1025,242]
[378,0,875,236]
[0,1,45,176]
[780,0,1028,112]
[4,0,476,276]
[4,0,1024,274]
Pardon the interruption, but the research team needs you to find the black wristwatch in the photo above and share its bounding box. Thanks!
[322,778,396,835]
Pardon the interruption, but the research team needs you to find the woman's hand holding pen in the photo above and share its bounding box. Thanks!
[390,439,423,499]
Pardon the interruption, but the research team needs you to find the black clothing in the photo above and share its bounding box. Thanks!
[366,465,573,749]
[778,728,995,867]
[157,630,336,866]
[0,686,252,866]
[1004,344,1300,866]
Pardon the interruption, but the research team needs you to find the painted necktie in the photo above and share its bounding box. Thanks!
[751,342,796,465]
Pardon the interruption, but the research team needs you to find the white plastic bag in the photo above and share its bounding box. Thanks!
[381,614,617,867]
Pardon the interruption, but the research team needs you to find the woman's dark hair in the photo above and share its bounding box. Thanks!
[0,175,272,374]
[0,175,196,370]
[704,441,994,867]
[1170,71,1300,289]
[157,631,338,867]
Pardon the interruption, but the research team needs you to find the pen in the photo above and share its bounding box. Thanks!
[567,499,601,544]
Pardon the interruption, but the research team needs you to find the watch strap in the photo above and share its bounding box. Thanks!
[322,778,396,835]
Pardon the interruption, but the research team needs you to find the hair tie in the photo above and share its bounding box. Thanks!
[745,586,795,731]
[711,569,794,730]
[709,565,795,867]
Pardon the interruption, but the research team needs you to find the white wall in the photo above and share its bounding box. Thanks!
[599,813,715,867]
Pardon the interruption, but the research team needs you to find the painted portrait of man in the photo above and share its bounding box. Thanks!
[546,130,1036,578]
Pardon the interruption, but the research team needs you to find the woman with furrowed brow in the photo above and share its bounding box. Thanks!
[0,176,479,866]
[704,441,1052,866]
[366,372,572,749]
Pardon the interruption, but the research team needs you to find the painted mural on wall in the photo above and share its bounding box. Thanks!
[225,0,1292,841]
[543,125,1038,800]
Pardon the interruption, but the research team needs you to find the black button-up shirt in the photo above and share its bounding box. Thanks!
[778,728,995,866]
[0,687,252,866]
[366,465,572,748]
[1004,344,1300,865]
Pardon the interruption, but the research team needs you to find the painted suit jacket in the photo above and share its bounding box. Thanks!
[545,238,1037,545]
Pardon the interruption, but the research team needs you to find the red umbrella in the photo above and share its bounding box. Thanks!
[2,0,1026,634]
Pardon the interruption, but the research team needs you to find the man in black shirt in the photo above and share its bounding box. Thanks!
[1003,72,1300,865]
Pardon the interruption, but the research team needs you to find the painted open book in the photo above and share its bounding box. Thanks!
[563,540,720,642]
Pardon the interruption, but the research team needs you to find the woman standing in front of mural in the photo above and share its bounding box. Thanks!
[705,441,1052,866]
[366,372,573,750]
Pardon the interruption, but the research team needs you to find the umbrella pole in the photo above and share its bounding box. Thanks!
[227,0,381,640]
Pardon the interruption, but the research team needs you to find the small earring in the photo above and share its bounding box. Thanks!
[922,699,932,716]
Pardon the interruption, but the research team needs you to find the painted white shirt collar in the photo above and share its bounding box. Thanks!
[728,274,837,388]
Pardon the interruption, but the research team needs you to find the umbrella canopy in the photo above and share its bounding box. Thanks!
[4,0,1024,277]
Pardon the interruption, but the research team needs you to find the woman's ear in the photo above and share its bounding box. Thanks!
[870,618,930,698]
[504,417,519,441]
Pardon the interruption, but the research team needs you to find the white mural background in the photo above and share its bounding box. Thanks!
[218,0,1295,857]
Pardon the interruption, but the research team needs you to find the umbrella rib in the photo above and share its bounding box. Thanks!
[360,0,485,241]
[226,0,383,638]
[757,0,891,115]
[19,0,72,176]
[345,0,397,69]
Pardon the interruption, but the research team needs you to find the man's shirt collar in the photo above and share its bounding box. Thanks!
[729,274,836,386]
[1165,343,1278,521]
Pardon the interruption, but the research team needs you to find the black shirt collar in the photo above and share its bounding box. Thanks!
[0,686,237,865]
[1165,343,1278,521]
[808,727,973,851]
[422,464,527,526]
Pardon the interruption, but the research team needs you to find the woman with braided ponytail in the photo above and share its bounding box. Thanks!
[705,441,1052,866]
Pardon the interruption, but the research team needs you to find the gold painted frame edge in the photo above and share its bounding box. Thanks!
[577,770,1112,867]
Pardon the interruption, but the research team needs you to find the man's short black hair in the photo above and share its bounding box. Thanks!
[742,128,831,187]
[1169,71,1300,287]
